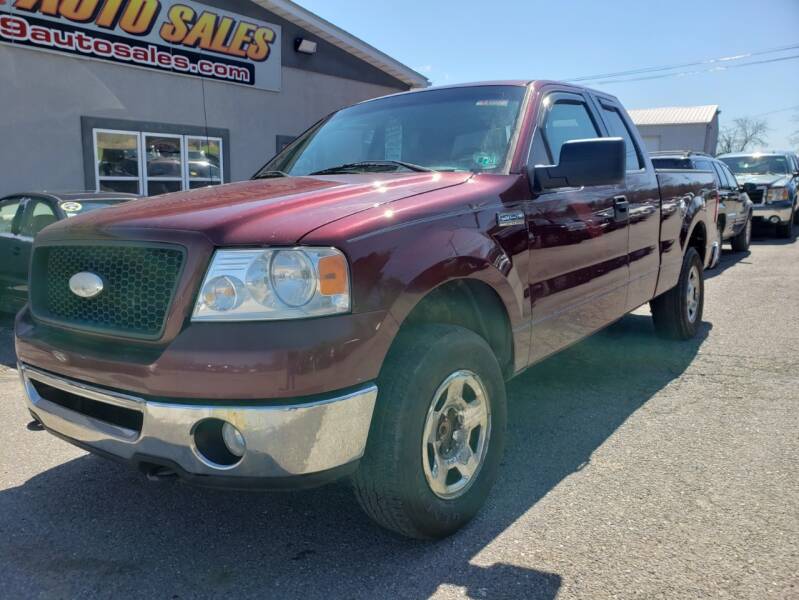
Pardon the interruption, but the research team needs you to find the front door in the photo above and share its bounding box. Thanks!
[12,198,61,305]
[0,196,26,311]
[526,91,630,364]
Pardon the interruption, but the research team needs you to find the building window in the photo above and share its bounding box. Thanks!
[94,129,224,195]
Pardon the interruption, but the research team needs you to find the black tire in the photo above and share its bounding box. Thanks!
[794,202,799,225]
[730,215,752,252]
[352,324,507,539]
[776,216,794,239]
[650,247,704,340]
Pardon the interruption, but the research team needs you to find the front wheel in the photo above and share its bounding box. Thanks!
[730,216,752,252]
[650,247,704,340]
[352,324,507,539]
[776,215,794,239]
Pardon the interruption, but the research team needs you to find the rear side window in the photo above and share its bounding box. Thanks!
[543,101,600,162]
[710,162,726,188]
[694,159,714,172]
[651,157,691,170]
[599,106,643,171]
[720,163,739,188]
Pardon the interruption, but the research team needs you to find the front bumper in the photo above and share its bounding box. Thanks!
[752,201,793,224]
[20,364,377,488]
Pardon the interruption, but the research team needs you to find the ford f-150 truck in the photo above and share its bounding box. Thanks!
[15,81,717,539]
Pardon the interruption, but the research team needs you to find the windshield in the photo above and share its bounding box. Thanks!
[61,199,132,217]
[719,155,789,176]
[258,86,527,177]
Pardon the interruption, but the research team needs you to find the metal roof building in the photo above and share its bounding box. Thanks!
[628,105,720,155]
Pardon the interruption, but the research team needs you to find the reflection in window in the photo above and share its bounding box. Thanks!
[93,129,224,196]
[187,137,223,185]
[96,131,140,194]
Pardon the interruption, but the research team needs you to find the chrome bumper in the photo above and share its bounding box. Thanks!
[752,202,793,223]
[20,364,377,483]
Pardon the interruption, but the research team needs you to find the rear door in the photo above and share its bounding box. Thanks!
[717,162,746,235]
[593,96,661,310]
[0,196,27,308]
[525,89,630,364]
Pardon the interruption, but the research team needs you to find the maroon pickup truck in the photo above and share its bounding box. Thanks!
[15,81,717,539]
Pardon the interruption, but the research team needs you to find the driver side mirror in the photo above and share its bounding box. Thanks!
[531,137,626,191]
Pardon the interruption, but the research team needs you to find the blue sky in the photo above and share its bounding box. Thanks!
[300,0,799,149]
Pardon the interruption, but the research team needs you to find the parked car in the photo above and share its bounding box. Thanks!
[651,151,753,252]
[718,151,799,238]
[15,82,717,539]
[0,191,138,313]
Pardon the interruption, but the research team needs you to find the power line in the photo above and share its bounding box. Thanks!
[565,42,799,83]
[752,104,799,117]
[587,53,799,85]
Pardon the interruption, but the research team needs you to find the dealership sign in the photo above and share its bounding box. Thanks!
[0,0,282,90]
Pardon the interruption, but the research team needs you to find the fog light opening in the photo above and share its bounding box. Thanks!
[193,419,245,468]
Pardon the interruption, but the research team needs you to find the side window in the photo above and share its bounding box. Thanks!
[710,162,727,188]
[599,105,643,171]
[542,100,600,163]
[19,200,58,238]
[0,198,23,235]
[529,130,551,166]
[720,163,738,189]
[694,159,715,173]
[719,163,738,189]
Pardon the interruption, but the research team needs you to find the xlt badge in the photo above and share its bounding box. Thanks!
[497,211,525,227]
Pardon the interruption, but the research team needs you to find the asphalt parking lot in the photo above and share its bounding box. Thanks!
[0,230,797,600]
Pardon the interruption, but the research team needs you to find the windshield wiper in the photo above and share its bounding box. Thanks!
[253,170,290,179]
[310,160,434,175]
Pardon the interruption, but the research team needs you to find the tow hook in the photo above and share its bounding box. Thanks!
[144,465,179,482]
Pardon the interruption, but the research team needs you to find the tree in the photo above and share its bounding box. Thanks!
[717,117,769,154]
[789,112,799,148]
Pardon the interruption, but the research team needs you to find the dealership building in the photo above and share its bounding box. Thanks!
[0,0,428,198]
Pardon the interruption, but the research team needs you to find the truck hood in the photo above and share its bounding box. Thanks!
[735,173,790,187]
[41,173,472,245]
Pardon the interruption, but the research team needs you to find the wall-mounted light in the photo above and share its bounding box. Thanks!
[295,38,318,55]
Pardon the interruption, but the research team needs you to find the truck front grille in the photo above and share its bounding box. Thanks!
[744,185,766,204]
[30,244,185,339]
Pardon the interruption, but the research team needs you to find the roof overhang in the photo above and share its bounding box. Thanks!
[253,0,430,89]
[628,105,720,126]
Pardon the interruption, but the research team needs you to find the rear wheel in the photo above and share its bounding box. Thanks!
[352,324,506,539]
[650,247,704,340]
[730,215,752,252]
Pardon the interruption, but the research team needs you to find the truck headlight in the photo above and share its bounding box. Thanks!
[766,187,789,202]
[193,248,350,321]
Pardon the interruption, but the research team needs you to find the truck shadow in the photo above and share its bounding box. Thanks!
[0,314,709,599]
[0,313,17,368]
[706,249,750,280]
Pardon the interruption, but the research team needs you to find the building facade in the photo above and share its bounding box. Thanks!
[628,105,720,155]
[0,0,427,197]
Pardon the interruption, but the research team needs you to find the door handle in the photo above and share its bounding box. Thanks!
[613,195,629,220]
[12,246,21,256]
